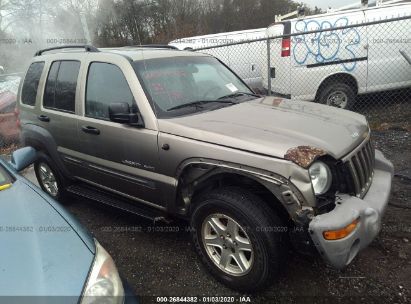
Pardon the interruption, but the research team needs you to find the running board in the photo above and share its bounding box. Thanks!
[66,183,170,222]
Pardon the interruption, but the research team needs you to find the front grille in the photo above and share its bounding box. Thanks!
[344,140,375,198]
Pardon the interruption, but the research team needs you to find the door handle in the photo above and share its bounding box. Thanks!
[82,126,100,135]
[37,115,50,122]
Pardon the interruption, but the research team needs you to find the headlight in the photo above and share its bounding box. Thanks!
[81,240,124,304]
[309,161,332,195]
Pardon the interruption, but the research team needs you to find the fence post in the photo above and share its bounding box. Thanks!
[266,38,271,96]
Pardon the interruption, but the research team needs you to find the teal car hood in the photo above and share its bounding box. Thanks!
[0,179,94,299]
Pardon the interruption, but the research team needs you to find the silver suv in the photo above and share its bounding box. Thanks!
[18,45,394,291]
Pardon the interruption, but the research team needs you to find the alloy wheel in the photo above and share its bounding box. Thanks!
[38,162,59,197]
[201,213,254,276]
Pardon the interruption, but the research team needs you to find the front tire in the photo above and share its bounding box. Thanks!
[34,152,70,202]
[190,187,287,292]
[318,82,356,110]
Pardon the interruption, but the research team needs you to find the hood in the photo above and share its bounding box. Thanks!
[0,180,94,299]
[159,97,369,160]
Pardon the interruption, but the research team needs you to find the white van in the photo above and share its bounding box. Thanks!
[169,28,267,89]
[264,1,411,109]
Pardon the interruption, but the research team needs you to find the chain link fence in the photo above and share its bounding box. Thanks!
[0,15,410,152]
[193,15,411,126]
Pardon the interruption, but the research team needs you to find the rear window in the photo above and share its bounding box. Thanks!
[21,62,45,106]
[44,60,80,113]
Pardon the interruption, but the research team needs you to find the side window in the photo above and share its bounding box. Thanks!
[21,62,45,106]
[44,62,59,109]
[86,62,134,120]
[43,61,80,113]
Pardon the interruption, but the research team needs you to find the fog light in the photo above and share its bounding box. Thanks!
[323,219,359,240]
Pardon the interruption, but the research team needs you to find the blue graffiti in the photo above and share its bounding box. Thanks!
[293,17,362,71]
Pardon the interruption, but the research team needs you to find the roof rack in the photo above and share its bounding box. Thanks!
[275,7,305,22]
[34,45,100,56]
[124,44,179,50]
[326,0,405,13]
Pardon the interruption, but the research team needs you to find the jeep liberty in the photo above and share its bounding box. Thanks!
[18,45,394,291]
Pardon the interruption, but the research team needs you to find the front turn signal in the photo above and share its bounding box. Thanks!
[323,218,359,240]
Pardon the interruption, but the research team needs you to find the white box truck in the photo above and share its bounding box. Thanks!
[264,1,411,108]
[169,1,410,109]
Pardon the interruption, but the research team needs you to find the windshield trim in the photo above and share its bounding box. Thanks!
[132,56,255,119]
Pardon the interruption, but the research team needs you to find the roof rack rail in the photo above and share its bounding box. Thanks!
[124,44,179,50]
[34,44,100,56]
[275,6,305,22]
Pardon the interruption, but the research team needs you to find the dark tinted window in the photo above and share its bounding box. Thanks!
[86,62,134,120]
[44,61,80,113]
[21,62,44,106]
[43,62,59,109]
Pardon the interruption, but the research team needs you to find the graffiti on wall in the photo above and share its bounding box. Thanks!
[292,17,363,71]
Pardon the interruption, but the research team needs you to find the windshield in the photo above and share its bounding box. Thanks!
[133,56,254,118]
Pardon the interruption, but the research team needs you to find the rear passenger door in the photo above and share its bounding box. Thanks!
[73,60,161,206]
[39,60,81,160]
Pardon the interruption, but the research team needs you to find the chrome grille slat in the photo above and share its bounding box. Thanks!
[363,144,372,177]
[353,155,366,189]
[358,149,370,182]
[364,143,373,178]
[347,161,361,194]
[343,139,375,198]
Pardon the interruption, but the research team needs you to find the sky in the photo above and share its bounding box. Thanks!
[305,0,365,10]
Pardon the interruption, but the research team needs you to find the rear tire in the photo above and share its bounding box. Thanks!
[318,82,356,110]
[190,187,287,292]
[34,152,70,202]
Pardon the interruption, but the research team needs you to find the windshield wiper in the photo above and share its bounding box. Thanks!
[218,92,261,100]
[167,100,237,112]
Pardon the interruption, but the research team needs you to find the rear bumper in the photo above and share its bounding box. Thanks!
[308,150,394,269]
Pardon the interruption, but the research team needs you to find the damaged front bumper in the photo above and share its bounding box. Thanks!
[308,150,394,269]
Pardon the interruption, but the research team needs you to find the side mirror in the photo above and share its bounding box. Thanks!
[108,103,144,127]
[10,147,37,172]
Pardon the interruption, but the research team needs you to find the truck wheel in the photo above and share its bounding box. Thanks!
[318,82,356,110]
[190,187,286,292]
[34,152,70,202]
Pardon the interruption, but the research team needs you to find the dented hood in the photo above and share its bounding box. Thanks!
[159,97,369,161]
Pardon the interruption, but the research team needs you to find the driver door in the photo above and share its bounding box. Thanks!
[70,59,163,206]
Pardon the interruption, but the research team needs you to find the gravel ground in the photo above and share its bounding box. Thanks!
[14,129,409,304]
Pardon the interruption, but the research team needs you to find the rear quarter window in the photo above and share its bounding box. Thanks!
[21,62,45,106]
